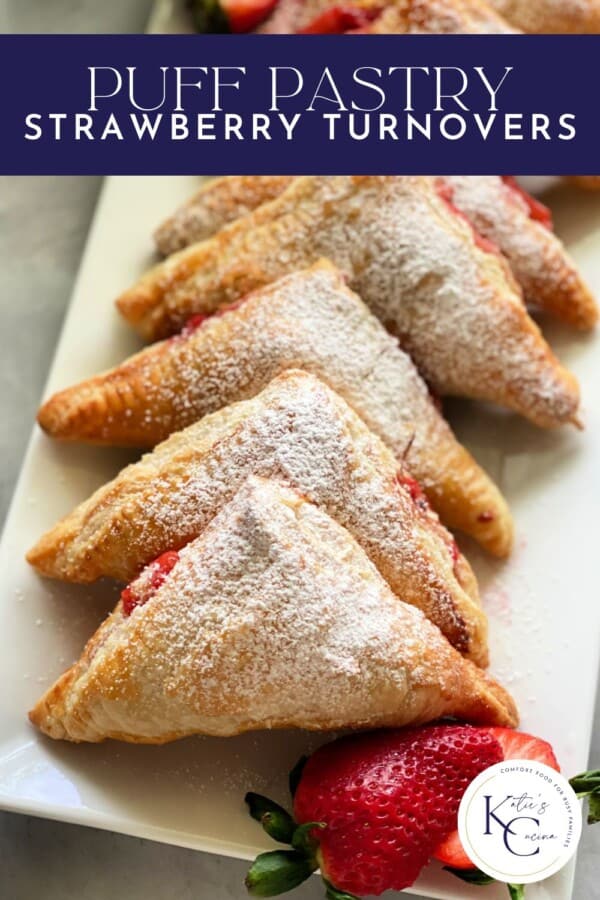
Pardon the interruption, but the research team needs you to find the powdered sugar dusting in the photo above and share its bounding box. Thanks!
[44,261,510,553]
[128,175,578,427]
[445,176,595,328]
[38,478,514,741]
[489,0,597,33]
[33,371,487,661]
[154,176,292,256]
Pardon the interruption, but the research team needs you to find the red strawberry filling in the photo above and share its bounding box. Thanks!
[501,176,553,230]
[121,549,180,617]
[449,537,460,564]
[395,471,427,506]
[298,6,381,33]
[179,299,247,338]
[436,181,500,256]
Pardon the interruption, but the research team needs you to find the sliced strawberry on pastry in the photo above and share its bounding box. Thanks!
[187,0,278,32]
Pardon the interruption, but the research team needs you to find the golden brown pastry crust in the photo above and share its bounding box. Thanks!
[39,262,513,556]
[154,175,596,330]
[154,175,292,256]
[28,371,489,665]
[489,0,600,32]
[568,176,600,190]
[444,176,598,330]
[29,478,518,743]
[117,175,580,428]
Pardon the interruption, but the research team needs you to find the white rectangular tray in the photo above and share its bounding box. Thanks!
[0,174,598,900]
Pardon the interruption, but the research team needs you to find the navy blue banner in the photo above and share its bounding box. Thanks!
[1,34,598,174]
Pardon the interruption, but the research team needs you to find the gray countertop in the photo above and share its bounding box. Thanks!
[0,2,597,898]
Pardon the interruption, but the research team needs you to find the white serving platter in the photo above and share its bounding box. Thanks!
[0,10,598,899]
[0,175,597,900]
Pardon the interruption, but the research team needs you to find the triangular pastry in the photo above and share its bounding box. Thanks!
[29,477,518,743]
[154,174,597,330]
[257,0,516,33]
[28,370,488,664]
[37,262,513,556]
[488,0,600,32]
[117,175,580,428]
[442,176,598,330]
[155,175,291,256]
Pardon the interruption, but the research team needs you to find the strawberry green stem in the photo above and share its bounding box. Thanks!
[186,0,230,32]
[323,879,360,900]
[245,850,318,897]
[245,793,297,844]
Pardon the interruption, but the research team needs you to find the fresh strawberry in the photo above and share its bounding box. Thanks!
[433,727,559,869]
[187,0,278,33]
[245,724,597,899]
[245,725,502,897]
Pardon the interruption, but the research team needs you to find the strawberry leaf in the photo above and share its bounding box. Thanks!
[569,769,600,826]
[323,879,360,900]
[443,866,495,885]
[569,769,600,795]
[587,791,600,825]
[245,850,317,897]
[289,756,309,799]
[245,793,296,844]
[186,0,230,32]
[507,885,525,900]
[291,821,326,856]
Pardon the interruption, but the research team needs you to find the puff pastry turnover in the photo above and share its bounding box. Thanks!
[29,477,518,743]
[28,370,488,664]
[154,174,597,330]
[488,0,600,33]
[443,176,597,330]
[38,262,513,556]
[118,175,580,428]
